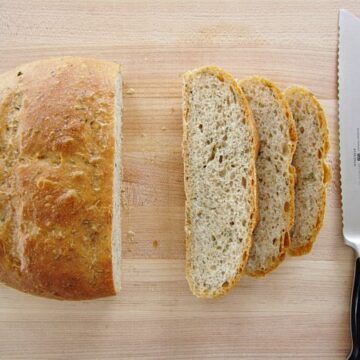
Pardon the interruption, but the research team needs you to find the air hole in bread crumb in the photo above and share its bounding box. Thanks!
[272,238,277,245]
[208,145,216,162]
[242,220,246,227]
[219,169,226,177]
[223,134,228,141]
[318,149,322,159]
[242,118,246,125]
[210,265,216,270]
[230,87,237,103]
[219,155,223,163]
[230,221,234,226]
[198,124,203,132]
[239,238,243,243]
[284,201,290,212]
[282,144,289,155]
[300,126,305,134]
[241,177,247,188]
[280,124,283,131]
[211,235,216,242]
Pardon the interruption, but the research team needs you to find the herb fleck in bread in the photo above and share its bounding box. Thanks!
[239,76,297,276]
[183,66,258,298]
[0,57,122,300]
[284,86,331,255]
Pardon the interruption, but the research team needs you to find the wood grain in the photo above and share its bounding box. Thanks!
[0,0,358,358]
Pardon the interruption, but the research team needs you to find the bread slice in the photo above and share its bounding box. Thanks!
[239,76,297,276]
[183,66,259,298]
[284,86,331,255]
[0,57,122,299]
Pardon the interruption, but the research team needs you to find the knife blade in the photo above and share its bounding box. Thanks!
[339,9,360,360]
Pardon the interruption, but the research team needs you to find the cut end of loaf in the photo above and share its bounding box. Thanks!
[111,69,123,293]
[183,66,257,298]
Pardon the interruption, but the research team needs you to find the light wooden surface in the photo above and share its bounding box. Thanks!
[0,0,358,358]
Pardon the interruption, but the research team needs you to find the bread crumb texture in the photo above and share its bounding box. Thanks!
[183,66,257,298]
[0,57,120,299]
[125,88,135,95]
[285,87,331,255]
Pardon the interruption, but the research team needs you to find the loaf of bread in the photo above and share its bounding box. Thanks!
[284,86,331,255]
[183,66,259,298]
[0,57,122,299]
[239,76,297,276]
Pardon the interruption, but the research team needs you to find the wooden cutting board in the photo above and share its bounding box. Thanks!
[0,1,358,358]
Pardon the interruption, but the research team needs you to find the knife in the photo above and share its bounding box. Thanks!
[339,9,360,360]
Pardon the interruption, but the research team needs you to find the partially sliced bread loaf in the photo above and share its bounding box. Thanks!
[183,66,259,298]
[284,86,331,255]
[239,76,297,276]
[0,57,122,299]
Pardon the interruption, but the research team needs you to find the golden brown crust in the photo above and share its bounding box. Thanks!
[0,57,121,299]
[183,65,259,298]
[284,86,331,257]
[239,76,297,277]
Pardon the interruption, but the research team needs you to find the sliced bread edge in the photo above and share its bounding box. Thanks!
[284,86,331,256]
[239,76,297,277]
[183,66,259,297]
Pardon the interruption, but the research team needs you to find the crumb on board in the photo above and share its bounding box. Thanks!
[152,240,159,248]
[125,88,135,95]
[127,231,135,242]
[161,126,167,131]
